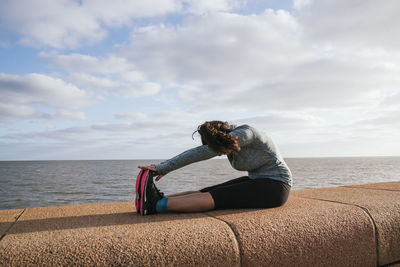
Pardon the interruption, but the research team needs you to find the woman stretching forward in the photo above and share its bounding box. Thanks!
[137,120,292,215]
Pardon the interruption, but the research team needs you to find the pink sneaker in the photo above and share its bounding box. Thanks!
[135,169,145,213]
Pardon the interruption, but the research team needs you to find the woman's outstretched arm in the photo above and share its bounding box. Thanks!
[153,145,219,176]
[138,145,218,181]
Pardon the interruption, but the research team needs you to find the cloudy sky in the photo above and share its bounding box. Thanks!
[0,0,399,160]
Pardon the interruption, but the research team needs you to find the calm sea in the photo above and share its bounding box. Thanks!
[1,157,399,210]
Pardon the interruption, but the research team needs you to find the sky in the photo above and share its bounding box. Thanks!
[0,0,400,160]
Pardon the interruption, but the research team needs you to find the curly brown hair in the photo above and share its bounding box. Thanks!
[192,121,240,154]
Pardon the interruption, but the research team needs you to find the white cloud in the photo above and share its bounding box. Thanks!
[114,112,148,121]
[40,52,133,74]
[182,0,233,14]
[82,0,180,26]
[0,0,104,49]
[381,92,400,107]
[0,104,87,122]
[119,71,147,83]
[293,0,311,9]
[1,120,190,143]
[353,109,400,128]
[121,9,400,113]
[296,0,400,49]
[122,9,306,110]
[0,0,178,49]
[0,73,91,121]
[0,73,90,108]
[41,52,162,97]
[124,10,303,85]
[0,0,237,49]
[233,112,325,130]
[0,103,37,120]
[2,0,400,159]
[69,73,120,90]
[69,72,161,97]
[42,110,87,120]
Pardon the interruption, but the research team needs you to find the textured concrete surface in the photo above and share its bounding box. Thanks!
[346,181,400,191]
[0,202,240,266]
[208,196,376,267]
[0,209,24,237]
[293,185,400,266]
[1,182,399,266]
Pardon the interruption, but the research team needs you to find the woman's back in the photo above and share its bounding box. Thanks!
[228,124,292,186]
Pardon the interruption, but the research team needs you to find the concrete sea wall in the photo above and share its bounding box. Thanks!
[1,181,399,266]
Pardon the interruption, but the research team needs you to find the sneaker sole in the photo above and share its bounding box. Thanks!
[135,169,144,213]
[139,170,150,215]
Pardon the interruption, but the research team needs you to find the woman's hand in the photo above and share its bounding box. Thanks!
[138,165,165,181]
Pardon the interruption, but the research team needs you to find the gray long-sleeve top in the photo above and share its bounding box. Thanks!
[154,124,292,186]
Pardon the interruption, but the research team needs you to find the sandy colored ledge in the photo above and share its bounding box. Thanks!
[346,181,400,191]
[293,183,400,266]
[1,182,399,266]
[0,209,24,238]
[207,196,376,267]
[0,202,240,267]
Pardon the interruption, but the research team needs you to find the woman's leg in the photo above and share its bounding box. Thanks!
[166,192,215,212]
[203,178,290,210]
[166,176,249,198]
[162,177,249,212]
[167,190,201,197]
[159,178,290,213]
[163,177,249,211]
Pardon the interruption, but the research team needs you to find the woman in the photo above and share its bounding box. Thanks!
[137,120,292,215]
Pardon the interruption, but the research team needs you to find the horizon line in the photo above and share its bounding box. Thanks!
[1,155,400,162]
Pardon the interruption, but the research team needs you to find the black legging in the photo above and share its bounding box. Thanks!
[200,176,291,209]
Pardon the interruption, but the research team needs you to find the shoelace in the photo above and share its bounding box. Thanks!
[157,188,164,198]
[153,184,164,198]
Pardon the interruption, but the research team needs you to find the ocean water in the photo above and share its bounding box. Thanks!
[0,157,399,210]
